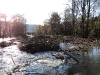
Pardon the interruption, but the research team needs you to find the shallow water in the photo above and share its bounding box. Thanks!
[0,38,100,75]
[67,43,100,75]
[0,43,69,75]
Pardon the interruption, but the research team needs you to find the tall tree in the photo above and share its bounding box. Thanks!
[81,0,86,38]
[85,0,90,38]
[11,14,27,37]
[49,12,61,35]
[63,8,73,35]
[43,19,51,35]
[72,0,76,35]
[0,13,7,38]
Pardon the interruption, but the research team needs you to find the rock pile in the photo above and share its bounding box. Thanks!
[18,36,60,53]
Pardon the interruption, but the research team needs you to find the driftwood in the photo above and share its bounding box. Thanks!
[53,49,82,63]
[64,51,80,63]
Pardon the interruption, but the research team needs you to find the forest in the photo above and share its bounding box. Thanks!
[0,13,27,38]
[0,0,100,39]
[33,0,100,38]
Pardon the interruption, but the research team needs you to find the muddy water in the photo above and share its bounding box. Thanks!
[0,41,100,75]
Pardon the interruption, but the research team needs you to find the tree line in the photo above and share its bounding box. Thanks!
[33,0,100,38]
[0,13,27,37]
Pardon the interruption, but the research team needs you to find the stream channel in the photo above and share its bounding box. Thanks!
[0,38,100,75]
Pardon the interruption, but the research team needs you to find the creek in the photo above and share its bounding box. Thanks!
[0,38,100,75]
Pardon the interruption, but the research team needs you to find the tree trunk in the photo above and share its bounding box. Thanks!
[81,0,86,38]
[72,0,75,35]
[85,0,90,38]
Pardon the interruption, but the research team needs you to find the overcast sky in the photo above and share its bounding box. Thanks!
[0,0,69,25]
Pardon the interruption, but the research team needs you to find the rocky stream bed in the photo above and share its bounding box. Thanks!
[0,36,100,75]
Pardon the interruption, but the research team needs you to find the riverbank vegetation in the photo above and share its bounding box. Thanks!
[0,0,99,39]
[33,0,100,39]
[0,13,27,38]
[0,0,100,54]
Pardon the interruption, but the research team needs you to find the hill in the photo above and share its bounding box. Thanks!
[27,24,36,32]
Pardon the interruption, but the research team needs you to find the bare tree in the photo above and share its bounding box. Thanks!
[11,14,27,37]
[0,13,7,38]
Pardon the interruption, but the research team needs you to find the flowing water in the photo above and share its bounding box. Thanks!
[67,43,100,75]
[0,38,100,75]
[0,41,68,75]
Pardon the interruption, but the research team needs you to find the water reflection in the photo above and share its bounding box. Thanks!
[67,43,100,75]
